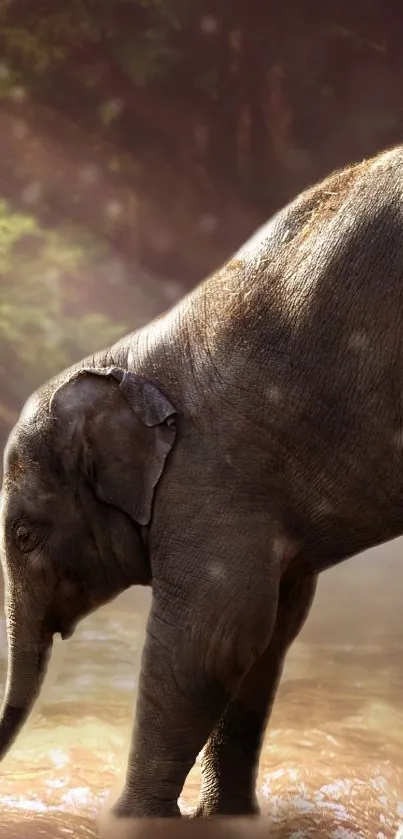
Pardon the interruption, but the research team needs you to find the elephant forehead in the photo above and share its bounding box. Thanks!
[3,436,39,489]
[2,467,61,525]
[2,446,54,518]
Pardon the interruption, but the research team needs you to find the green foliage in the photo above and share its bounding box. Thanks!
[0,0,106,86]
[0,0,191,100]
[0,61,22,99]
[1,26,67,76]
[0,201,125,409]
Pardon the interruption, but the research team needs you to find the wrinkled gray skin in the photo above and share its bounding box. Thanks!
[1,146,403,827]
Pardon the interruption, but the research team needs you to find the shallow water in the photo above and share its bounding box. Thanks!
[0,544,402,839]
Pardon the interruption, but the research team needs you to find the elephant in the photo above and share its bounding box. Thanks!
[1,143,403,829]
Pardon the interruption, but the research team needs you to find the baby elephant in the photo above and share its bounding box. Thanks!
[1,145,403,828]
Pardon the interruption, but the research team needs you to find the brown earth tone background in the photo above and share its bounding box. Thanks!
[1,4,403,838]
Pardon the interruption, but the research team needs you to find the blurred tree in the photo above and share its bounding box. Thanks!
[0,199,125,445]
[0,0,395,204]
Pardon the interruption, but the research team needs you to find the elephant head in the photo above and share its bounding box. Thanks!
[0,365,177,760]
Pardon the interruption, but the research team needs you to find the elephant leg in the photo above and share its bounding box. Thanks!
[107,570,280,821]
[195,573,318,817]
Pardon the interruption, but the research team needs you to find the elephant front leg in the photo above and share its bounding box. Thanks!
[102,579,277,824]
[195,573,317,817]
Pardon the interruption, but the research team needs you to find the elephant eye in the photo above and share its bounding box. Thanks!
[13,522,38,554]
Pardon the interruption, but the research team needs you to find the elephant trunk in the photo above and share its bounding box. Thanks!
[0,599,53,761]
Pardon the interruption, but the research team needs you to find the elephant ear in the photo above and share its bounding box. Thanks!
[49,366,177,527]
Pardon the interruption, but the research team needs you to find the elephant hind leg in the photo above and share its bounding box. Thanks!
[195,573,318,817]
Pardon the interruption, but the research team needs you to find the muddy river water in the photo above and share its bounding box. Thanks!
[0,542,402,839]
